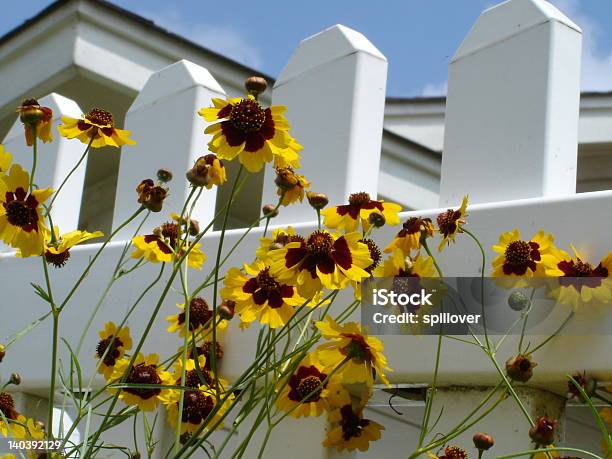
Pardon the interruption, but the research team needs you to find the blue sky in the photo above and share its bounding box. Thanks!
[2,0,612,96]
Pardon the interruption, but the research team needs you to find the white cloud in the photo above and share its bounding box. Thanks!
[420,81,447,97]
[551,0,612,91]
[140,8,264,69]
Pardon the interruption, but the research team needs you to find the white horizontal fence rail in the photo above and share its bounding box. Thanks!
[0,0,609,456]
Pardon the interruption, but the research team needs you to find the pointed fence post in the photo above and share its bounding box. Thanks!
[1,93,87,250]
[261,24,388,224]
[439,0,582,206]
[112,60,226,238]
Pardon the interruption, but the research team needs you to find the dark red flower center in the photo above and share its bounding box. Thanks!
[181,390,215,425]
[503,240,541,275]
[178,297,213,331]
[177,369,212,389]
[45,249,71,268]
[437,209,461,237]
[557,257,608,292]
[288,365,328,402]
[125,364,162,399]
[190,341,224,370]
[230,99,266,132]
[339,405,370,441]
[348,192,371,207]
[85,108,114,126]
[21,98,40,107]
[0,392,18,420]
[96,336,124,367]
[242,267,294,309]
[306,231,334,257]
[4,189,39,232]
[442,446,469,459]
[256,267,280,292]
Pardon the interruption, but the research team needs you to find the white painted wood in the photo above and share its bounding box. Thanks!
[439,0,582,206]
[262,24,388,223]
[1,93,87,239]
[112,60,225,237]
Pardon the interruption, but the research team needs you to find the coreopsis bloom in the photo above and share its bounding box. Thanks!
[17,98,53,146]
[221,260,305,328]
[95,322,132,380]
[39,228,103,268]
[159,383,230,434]
[0,392,26,438]
[186,154,227,188]
[427,446,469,459]
[351,238,382,300]
[320,192,401,232]
[492,229,554,279]
[315,317,391,385]
[374,249,436,279]
[169,355,222,390]
[270,230,373,296]
[189,340,224,371]
[567,372,596,401]
[255,226,303,262]
[198,96,302,173]
[0,145,12,175]
[110,353,170,411]
[384,217,434,254]
[58,107,135,148]
[544,246,611,310]
[0,164,53,257]
[323,404,384,452]
[131,220,206,269]
[276,353,350,418]
[166,298,229,337]
[529,416,558,445]
[274,167,310,206]
[436,196,468,251]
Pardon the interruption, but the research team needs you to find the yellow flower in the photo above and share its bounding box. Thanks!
[58,108,135,148]
[95,322,132,380]
[255,226,302,263]
[276,353,350,418]
[166,298,229,337]
[17,99,53,146]
[436,195,468,251]
[186,154,227,188]
[374,248,436,279]
[492,229,554,280]
[199,96,302,173]
[36,227,103,267]
[544,246,612,310]
[110,353,170,411]
[159,380,232,434]
[131,220,206,269]
[0,392,26,439]
[221,260,305,328]
[321,192,402,232]
[0,145,12,175]
[270,230,372,297]
[532,446,560,459]
[0,164,53,256]
[384,217,434,254]
[24,418,45,440]
[315,317,391,386]
[274,167,310,206]
[323,404,384,452]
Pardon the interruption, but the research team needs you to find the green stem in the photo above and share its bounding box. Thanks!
[463,227,489,349]
[30,125,38,192]
[495,447,602,459]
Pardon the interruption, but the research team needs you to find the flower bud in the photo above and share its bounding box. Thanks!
[9,373,21,386]
[473,432,494,450]
[17,98,46,125]
[262,204,278,218]
[506,354,537,383]
[131,452,142,459]
[187,219,200,236]
[274,167,299,190]
[157,168,173,183]
[0,344,5,362]
[568,372,596,401]
[306,192,329,210]
[508,291,531,312]
[136,179,167,212]
[219,299,236,321]
[368,210,386,228]
[245,76,268,96]
[529,416,558,445]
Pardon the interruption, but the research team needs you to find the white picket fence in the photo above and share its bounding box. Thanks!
[1,0,611,456]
